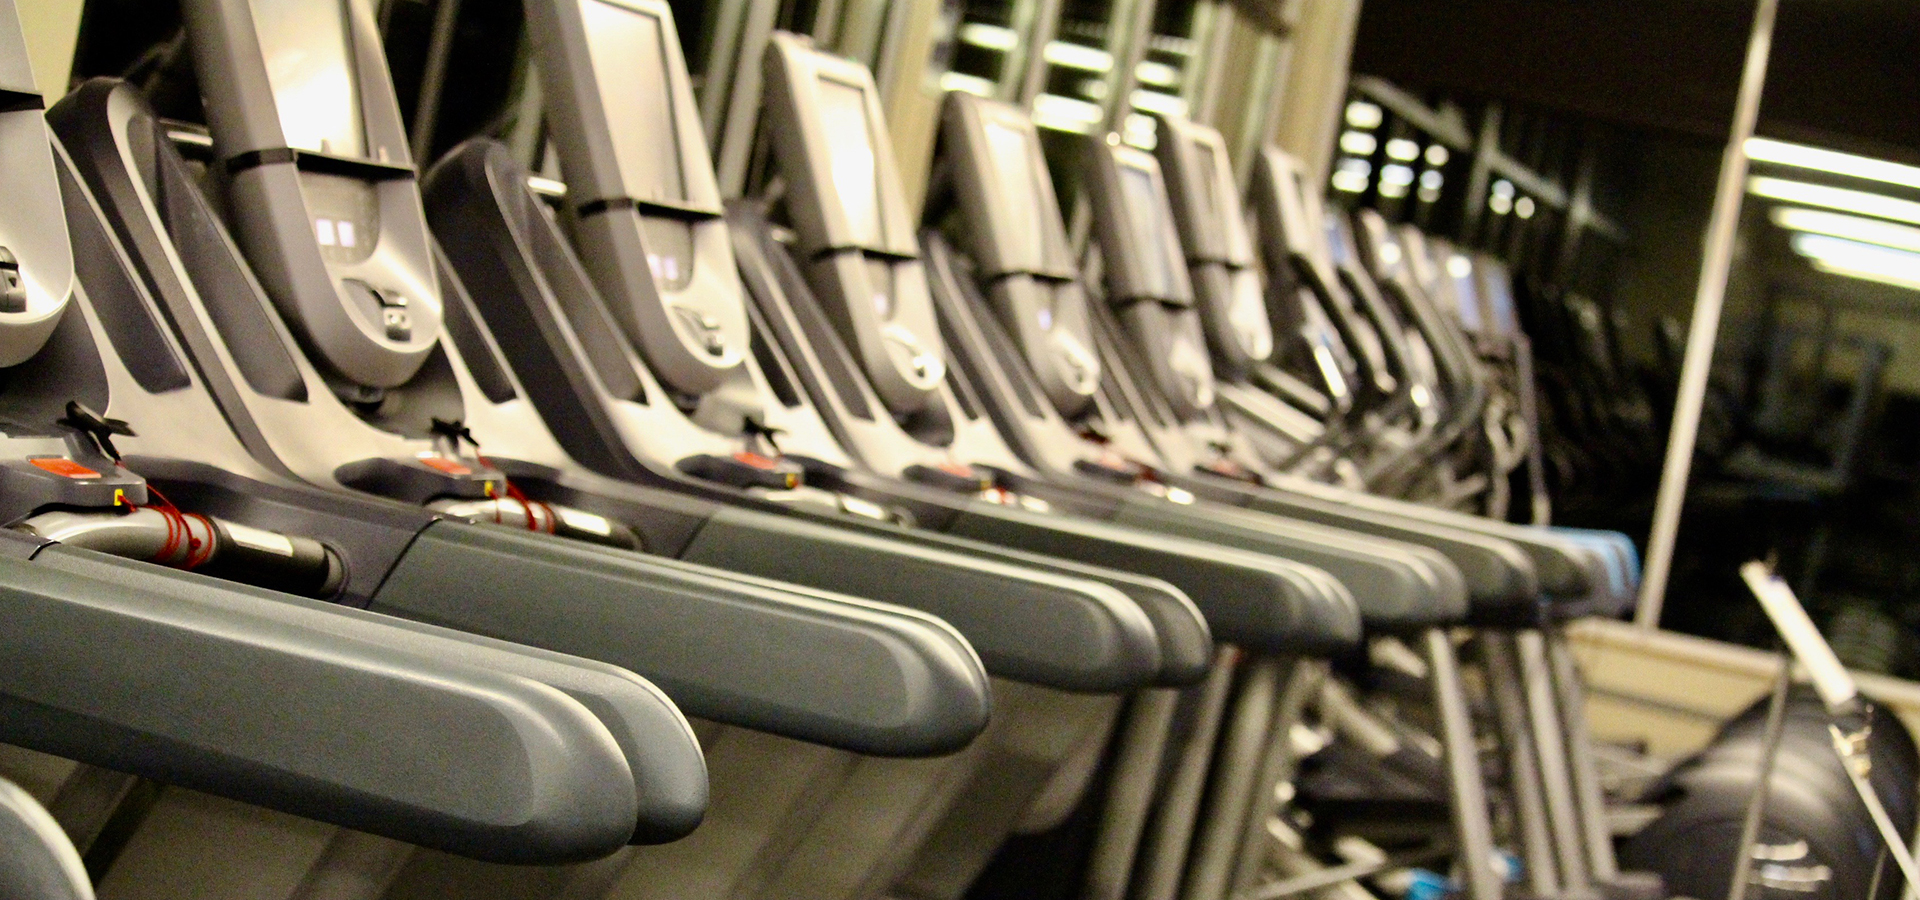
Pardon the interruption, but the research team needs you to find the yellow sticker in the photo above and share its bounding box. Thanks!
[113,488,126,507]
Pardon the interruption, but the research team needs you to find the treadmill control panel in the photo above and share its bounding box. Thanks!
[529,0,750,396]
[1154,114,1273,378]
[183,0,444,390]
[762,33,946,416]
[941,93,1102,418]
[1083,137,1216,420]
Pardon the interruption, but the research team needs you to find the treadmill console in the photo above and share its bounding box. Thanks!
[1082,135,1214,420]
[940,92,1100,417]
[1153,114,1272,380]
[1470,254,1522,342]
[762,33,945,416]
[181,0,443,390]
[528,0,748,396]
[0,2,71,367]
[1248,148,1356,395]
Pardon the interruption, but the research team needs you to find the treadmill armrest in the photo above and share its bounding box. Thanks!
[811,517,1214,686]
[1110,498,1471,629]
[681,506,1162,693]
[4,548,640,864]
[369,521,991,756]
[943,504,1361,654]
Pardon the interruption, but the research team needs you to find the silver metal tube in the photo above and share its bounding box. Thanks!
[1425,628,1502,900]
[1137,650,1241,900]
[1516,629,1591,890]
[1230,661,1326,896]
[1727,657,1792,900]
[1481,634,1560,897]
[1084,687,1185,900]
[1183,657,1290,900]
[1635,0,1782,626]
[406,0,463,164]
[1546,631,1620,880]
[20,508,215,566]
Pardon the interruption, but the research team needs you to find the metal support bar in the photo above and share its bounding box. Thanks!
[1426,628,1503,900]
[713,0,781,196]
[1727,656,1792,900]
[1184,657,1294,900]
[1635,0,1782,627]
[406,0,463,164]
[1229,661,1327,897]
[1547,630,1620,880]
[1517,629,1593,891]
[1481,633,1561,897]
[1136,650,1244,900]
[1085,688,1186,900]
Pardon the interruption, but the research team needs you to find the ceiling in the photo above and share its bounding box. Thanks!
[1348,0,1920,163]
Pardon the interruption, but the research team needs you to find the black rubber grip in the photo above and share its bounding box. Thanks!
[810,516,1214,686]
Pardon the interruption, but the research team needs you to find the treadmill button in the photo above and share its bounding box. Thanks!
[903,462,991,494]
[678,451,806,490]
[672,305,728,355]
[0,247,24,313]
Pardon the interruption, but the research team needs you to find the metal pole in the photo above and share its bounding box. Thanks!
[1727,656,1793,900]
[1634,0,1781,627]
[1183,657,1289,900]
[1481,634,1561,897]
[1546,631,1621,881]
[1425,628,1503,900]
[1516,630,1592,891]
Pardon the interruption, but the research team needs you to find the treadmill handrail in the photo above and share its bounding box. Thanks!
[373,519,994,756]
[51,85,994,757]
[2,544,642,863]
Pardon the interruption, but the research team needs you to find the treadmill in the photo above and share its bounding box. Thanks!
[412,9,1292,898]
[1160,129,1656,900]
[32,2,1125,893]
[735,74,1485,899]
[0,0,716,869]
[64,2,1189,898]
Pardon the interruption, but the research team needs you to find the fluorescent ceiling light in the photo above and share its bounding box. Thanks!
[1811,260,1920,292]
[1129,89,1186,117]
[1135,60,1179,88]
[958,22,1019,51]
[1031,93,1102,134]
[1748,176,1920,225]
[1339,130,1377,156]
[1771,207,1920,253]
[1791,232,1920,291]
[1043,41,1112,73]
[1746,137,1920,191]
[1345,101,1382,130]
[939,71,997,97]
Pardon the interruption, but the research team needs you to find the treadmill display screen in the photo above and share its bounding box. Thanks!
[817,76,884,246]
[1483,267,1518,336]
[1448,256,1483,330]
[984,118,1044,260]
[250,0,364,158]
[1193,141,1226,221]
[1118,163,1179,298]
[580,0,684,202]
